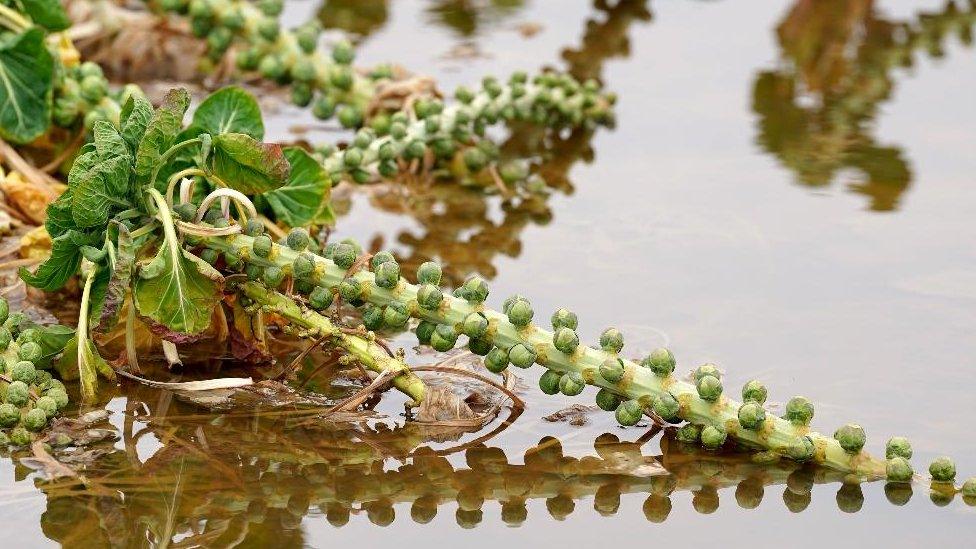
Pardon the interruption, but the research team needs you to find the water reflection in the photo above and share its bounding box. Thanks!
[753,0,976,211]
[317,0,390,40]
[424,0,527,38]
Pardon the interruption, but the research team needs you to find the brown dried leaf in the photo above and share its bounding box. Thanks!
[1,171,56,225]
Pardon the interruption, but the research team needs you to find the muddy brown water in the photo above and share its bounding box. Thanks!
[2,0,975,546]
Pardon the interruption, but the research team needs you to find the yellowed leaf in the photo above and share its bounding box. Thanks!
[2,171,54,225]
[19,224,51,260]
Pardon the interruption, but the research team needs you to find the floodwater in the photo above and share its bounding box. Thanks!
[3,0,976,546]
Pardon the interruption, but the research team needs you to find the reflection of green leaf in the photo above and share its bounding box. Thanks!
[210,133,289,194]
[0,28,54,144]
[191,86,264,139]
[135,88,190,178]
[262,147,334,227]
[21,0,71,31]
[19,230,95,291]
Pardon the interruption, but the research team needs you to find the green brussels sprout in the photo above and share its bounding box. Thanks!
[599,328,624,353]
[207,26,232,53]
[550,308,578,330]
[786,436,815,461]
[199,248,219,266]
[293,253,315,280]
[35,395,58,419]
[459,276,489,303]
[286,228,311,251]
[700,425,727,449]
[417,262,442,285]
[675,424,701,443]
[252,235,273,258]
[0,403,20,428]
[0,328,9,352]
[262,266,285,288]
[558,372,586,396]
[455,86,474,104]
[236,47,260,70]
[539,370,563,395]
[506,299,533,327]
[696,375,722,401]
[312,95,335,119]
[615,400,643,426]
[291,57,317,82]
[416,284,443,310]
[468,338,493,356]
[44,378,65,393]
[362,304,384,331]
[377,142,397,162]
[485,347,509,373]
[737,402,766,430]
[343,148,363,169]
[332,243,358,269]
[370,251,395,269]
[962,478,976,498]
[173,201,199,222]
[295,279,314,295]
[337,106,363,128]
[244,219,264,236]
[309,286,333,310]
[403,139,426,160]
[509,344,536,368]
[784,396,814,426]
[377,160,398,179]
[595,388,621,411]
[353,129,375,149]
[10,426,30,447]
[80,75,108,102]
[552,327,579,354]
[332,40,355,64]
[741,380,767,404]
[374,261,400,289]
[833,424,866,454]
[23,408,47,432]
[693,363,721,383]
[885,436,912,460]
[430,325,458,352]
[258,0,283,16]
[462,148,488,172]
[258,54,285,80]
[416,321,436,345]
[338,280,362,302]
[257,19,280,41]
[462,313,488,339]
[291,83,314,107]
[640,348,675,377]
[651,393,680,422]
[47,389,69,410]
[599,358,625,383]
[383,302,410,329]
[886,457,913,483]
[5,380,29,407]
[18,341,40,363]
[11,360,36,384]
[4,312,28,335]
[929,457,956,482]
[34,370,51,387]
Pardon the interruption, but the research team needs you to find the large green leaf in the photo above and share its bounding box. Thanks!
[71,165,130,227]
[29,323,75,369]
[135,88,190,178]
[44,190,75,238]
[134,239,223,335]
[119,93,153,154]
[19,230,95,291]
[210,133,289,194]
[262,147,334,227]
[92,223,136,333]
[191,86,264,139]
[92,120,131,161]
[20,0,71,31]
[0,28,54,144]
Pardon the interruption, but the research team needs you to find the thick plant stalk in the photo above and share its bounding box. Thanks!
[204,233,891,478]
[236,281,426,404]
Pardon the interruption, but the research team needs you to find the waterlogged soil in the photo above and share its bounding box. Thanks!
[3,0,976,546]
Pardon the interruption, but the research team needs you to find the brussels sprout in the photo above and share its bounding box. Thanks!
[417,262,443,285]
[18,341,40,363]
[485,347,509,373]
[34,371,51,387]
[378,160,398,179]
[332,40,355,64]
[599,328,624,353]
[312,96,335,120]
[462,313,488,339]
[369,251,395,269]
[886,457,913,483]
[258,0,284,16]
[430,325,458,352]
[741,380,767,404]
[784,396,815,426]
[199,248,219,266]
[559,372,586,396]
[415,320,436,345]
[651,393,680,422]
[309,286,333,310]
[462,148,488,172]
[786,436,815,462]
[252,235,273,258]
[35,395,58,419]
[290,83,313,107]
[343,148,363,169]
[469,338,493,357]
[207,26,232,53]
[332,243,358,269]
[552,327,579,354]
[10,426,30,447]
[675,424,701,443]
[640,348,675,377]
[459,276,489,303]
[172,202,196,222]
[737,402,766,430]
[244,219,264,237]
[962,478,976,498]
[262,266,285,288]
[338,280,362,302]
[537,370,561,395]
[696,375,722,401]
[506,299,533,327]
[700,425,727,449]
[416,284,443,310]
[257,19,280,41]
[0,328,9,352]
[337,106,363,128]
[23,408,47,432]
[291,57,317,82]
[5,380,29,407]
[508,343,536,368]
[80,75,108,102]
[595,388,621,411]
[362,304,384,331]
[0,403,20,428]
[615,400,643,426]
[374,261,400,289]
[258,54,285,79]
[47,389,69,410]
[599,357,625,383]
[383,302,410,329]
[693,363,721,383]
[11,360,36,384]
[929,457,956,482]
[293,253,315,280]
[286,228,311,251]
[833,424,866,454]
[885,436,912,460]
[550,308,578,330]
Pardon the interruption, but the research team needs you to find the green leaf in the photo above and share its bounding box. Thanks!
[135,88,190,178]
[92,223,136,333]
[262,147,333,227]
[92,120,130,161]
[19,230,95,291]
[69,126,133,226]
[44,190,75,238]
[29,323,75,369]
[134,240,223,335]
[210,133,289,194]
[72,169,125,228]
[191,86,264,139]
[119,93,153,154]
[0,28,54,144]
[58,335,113,403]
[20,0,71,31]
